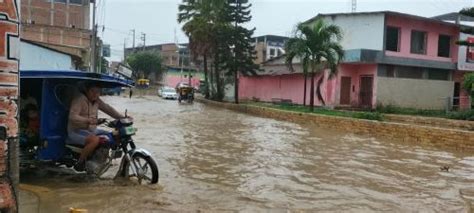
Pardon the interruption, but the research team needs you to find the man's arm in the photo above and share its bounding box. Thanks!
[97,98,123,119]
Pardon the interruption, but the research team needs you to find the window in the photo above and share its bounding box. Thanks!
[410,30,427,54]
[269,48,276,57]
[438,35,451,58]
[386,26,400,52]
[378,65,395,77]
[70,0,82,4]
[397,66,423,79]
[428,69,450,80]
[386,66,395,77]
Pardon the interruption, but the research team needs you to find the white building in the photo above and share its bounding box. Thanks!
[20,39,77,71]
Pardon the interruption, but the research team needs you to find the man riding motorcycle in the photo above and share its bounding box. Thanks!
[67,82,126,172]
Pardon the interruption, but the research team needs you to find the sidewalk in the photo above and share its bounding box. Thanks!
[19,187,40,212]
[19,184,58,213]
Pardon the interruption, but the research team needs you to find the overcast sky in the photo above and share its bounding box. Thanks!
[97,0,474,61]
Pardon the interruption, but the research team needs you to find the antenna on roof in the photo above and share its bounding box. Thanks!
[351,0,357,13]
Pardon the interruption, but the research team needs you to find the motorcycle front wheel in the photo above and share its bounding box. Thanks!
[125,153,159,184]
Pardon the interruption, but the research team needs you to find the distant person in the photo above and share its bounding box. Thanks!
[129,89,133,99]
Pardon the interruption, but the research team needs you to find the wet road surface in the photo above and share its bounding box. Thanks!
[20,95,474,212]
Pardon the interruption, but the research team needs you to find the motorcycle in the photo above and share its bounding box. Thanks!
[176,83,194,104]
[63,116,159,184]
[19,70,159,184]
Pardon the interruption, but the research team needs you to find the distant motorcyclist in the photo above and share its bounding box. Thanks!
[67,82,125,171]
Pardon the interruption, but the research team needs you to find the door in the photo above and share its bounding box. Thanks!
[359,75,374,107]
[453,82,461,109]
[340,77,351,105]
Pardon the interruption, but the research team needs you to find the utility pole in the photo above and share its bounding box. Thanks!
[131,29,136,50]
[90,0,97,72]
[141,32,146,51]
[351,0,357,13]
[123,38,127,62]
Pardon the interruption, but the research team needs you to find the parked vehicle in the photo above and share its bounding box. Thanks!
[19,70,159,184]
[160,87,178,100]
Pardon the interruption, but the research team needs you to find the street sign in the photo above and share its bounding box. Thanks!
[116,64,133,79]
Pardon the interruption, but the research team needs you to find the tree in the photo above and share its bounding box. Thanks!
[458,8,474,106]
[225,0,259,104]
[178,0,228,99]
[464,73,474,101]
[126,51,163,80]
[285,20,344,111]
[179,0,258,102]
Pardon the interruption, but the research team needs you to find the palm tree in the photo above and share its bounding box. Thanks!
[285,19,344,112]
[178,0,226,98]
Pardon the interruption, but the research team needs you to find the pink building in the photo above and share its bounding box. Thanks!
[239,11,471,110]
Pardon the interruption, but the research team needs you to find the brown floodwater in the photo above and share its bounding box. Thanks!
[20,95,474,212]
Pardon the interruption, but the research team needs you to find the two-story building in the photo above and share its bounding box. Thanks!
[21,0,92,68]
[253,35,289,64]
[239,11,470,110]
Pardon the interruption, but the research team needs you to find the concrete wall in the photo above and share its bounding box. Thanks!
[385,14,459,62]
[377,77,454,109]
[163,71,202,88]
[319,13,385,51]
[21,0,90,29]
[239,63,378,108]
[336,64,378,107]
[20,41,74,70]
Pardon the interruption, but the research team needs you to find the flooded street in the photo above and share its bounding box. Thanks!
[21,95,474,212]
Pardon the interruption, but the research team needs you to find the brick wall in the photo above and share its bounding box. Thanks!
[22,0,89,29]
[0,0,20,211]
[21,24,91,60]
[198,99,474,152]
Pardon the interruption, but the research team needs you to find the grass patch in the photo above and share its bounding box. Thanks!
[376,104,474,121]
[248,102,384,121]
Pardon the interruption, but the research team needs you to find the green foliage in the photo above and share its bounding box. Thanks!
[352,112,384,121]
[251,102,384,121]
[285,19,344,110]
[178,0,258,102]
[126,51,163,80]
[446,110,474,121]
[376,103,474,121]
[460,7,474,17]
[463,73,474,92]
[376,104,446,117]
[458,8,474,46]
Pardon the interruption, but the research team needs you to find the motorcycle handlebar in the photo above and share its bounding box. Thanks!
[97,118,108,125]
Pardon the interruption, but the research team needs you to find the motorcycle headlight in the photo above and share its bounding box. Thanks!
[120,126,137,136]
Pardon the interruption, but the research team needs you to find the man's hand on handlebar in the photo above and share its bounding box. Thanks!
[88,118,98,125]
[97,118,108,125]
